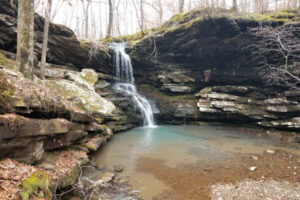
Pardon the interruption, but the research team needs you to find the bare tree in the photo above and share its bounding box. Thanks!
[132,0,143,32]
[140,0,145,30]
[17,0,35,80]
[251,25,300,91]
[254,0,269,13]
[81,0,91,38]
[107,0,113,37]
[232,0,237,11]
[143,0,163,26]
[40,0,52,80]
[179,0,185,13]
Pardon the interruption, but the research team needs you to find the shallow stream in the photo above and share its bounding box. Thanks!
[93,124,300,199]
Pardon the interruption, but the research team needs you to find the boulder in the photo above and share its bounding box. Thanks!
[79,69,98,86]
[42,79,116,116]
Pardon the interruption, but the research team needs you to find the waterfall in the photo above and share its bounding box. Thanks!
[110,43,156,127]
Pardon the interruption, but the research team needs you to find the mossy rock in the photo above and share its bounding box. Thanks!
[79,69,98,86]
[42,79,116,116]
[20,171,51,200]
[0,70,14,112]
[59,165,81,188]
[0,52,15,69]
[79,39,90,52]
[242,9,299,22]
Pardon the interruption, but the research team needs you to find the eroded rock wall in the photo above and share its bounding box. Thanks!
[128,10,300,130]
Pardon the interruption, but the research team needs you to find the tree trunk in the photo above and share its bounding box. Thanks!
[16,0,35,80]
[179,0,184,13]
[106,0,113,37]
[40,0,52,80]
[85,2,90,38]
[158,0,163,25]
[232,0,237,11]
[140,0,145,30]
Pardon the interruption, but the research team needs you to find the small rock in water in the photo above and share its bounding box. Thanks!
[296,136,300,143]
[96,164,107,171]
[249,166,257,171]
[250,155,258,160]
[266,149,275,154]
[101,172,115,183]
[113,164,124,172]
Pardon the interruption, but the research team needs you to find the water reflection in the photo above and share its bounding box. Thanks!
[93,125,300,200]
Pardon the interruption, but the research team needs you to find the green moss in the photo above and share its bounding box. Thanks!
[63,166,79,187]
[79,39,90,52]
[85,143,98,151]
[103,30,151,45]
[20,171,51,200]
[162,12,189,28]
[0,71,14,112]
[0,52,15,69]
[79,70,98,85]
[242,9,299,22]
[101,124,113,136]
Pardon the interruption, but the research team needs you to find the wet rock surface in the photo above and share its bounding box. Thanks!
[60,164,142,200]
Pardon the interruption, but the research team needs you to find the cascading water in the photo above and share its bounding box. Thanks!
[110,43,156,127]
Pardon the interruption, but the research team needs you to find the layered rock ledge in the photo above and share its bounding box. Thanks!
[196,86,300,130]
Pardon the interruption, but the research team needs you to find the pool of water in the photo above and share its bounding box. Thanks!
[93,124,300,199]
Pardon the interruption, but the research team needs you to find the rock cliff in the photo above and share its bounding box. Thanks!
[0,1,142,198]
[118,9,300,130]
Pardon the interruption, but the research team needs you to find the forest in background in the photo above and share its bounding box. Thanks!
[35,0,300,40]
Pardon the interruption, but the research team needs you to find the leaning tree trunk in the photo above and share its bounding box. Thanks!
[40,0,52,80]
[16,0,35,80]
[106,0,113,37]
[179,0,185,13]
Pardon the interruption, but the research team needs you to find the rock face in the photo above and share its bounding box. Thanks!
[123,10,300,130]
[196,86,300,130]
[0,67,115,165]
[158,67,195,93]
